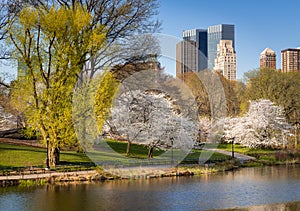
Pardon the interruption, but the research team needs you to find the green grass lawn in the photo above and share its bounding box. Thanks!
[106,139,231,162]
[182,149,231,164]
[217,143,300,165]
[3,140,296,172]
[105,140,231,164]
[0,143,93,170]
[0,140,233,171]
[217,143,276,155]
[105,139,164,158]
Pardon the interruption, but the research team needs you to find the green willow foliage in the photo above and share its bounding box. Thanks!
[94,71,119,131]
[9,5,106,166]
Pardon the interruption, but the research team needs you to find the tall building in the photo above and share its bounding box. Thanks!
[176,40,198,76]
[183,29,208,71]
[281,48,300,73]
[176,29,207,76]
[213,40,236,81]
[260,48,276,69]
[208,24,235,70]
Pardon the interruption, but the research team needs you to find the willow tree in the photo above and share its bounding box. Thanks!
[94,71,119,134]
[8,5,106,167]
[1,0,161,80]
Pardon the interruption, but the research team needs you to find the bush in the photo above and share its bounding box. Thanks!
[274,150,300,161]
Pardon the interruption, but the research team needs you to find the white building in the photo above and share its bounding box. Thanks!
[213,40,236,81]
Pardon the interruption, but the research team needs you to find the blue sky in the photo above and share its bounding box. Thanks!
[157,0,300,79]
[2,1,300,81]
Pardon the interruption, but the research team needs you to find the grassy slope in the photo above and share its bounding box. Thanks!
[106,140,231,163]
[217,143,276,155]
[0,143,93,170]
[2,140,298,173]
[105,139,164,158]
[0,140,232,170]
[217,143,300,165]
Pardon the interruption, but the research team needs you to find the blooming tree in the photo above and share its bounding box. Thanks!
[198,117,211,142]
[223,99,293,148]
[0,106,15,131]
[110,89,198,158]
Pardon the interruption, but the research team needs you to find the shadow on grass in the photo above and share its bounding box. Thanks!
[180,150,231,164]
[0,165,23,171]
[104,140,165,158]
[0,165,44,172]
[0,144,46,154]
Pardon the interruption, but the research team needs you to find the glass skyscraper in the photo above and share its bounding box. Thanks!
[207,24,235,70]
[176,29,207,75]
[182,29,208,71]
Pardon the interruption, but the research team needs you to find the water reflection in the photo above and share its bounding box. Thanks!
[218,201,300,211]
[0,165,300,211]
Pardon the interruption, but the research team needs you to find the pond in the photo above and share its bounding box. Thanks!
[1,165,300,210]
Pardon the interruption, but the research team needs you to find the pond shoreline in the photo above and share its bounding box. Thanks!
[0,160,247,187]
[0,162,239,187]
[1,162,300,187]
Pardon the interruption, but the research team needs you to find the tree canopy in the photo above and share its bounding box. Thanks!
[110,89,198,158]
[223,99,292,148]
[243,69,300,125]
[8,4,106,166]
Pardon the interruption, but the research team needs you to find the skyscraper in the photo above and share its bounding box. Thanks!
[260,48,276,69]
[176,29,207,76]
[214,40,236,81]
[207,24,235,70]
[183,29,208,71]
[281,48,300,73]
[176,40,198,76]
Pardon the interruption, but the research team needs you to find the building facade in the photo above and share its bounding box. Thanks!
[281,48,300,73]
[183,29,208,71]
[213,40,236,81]
[260,48,276,69]
[176,29,207,76]
[207,24,235,70]
[176,40,198,76]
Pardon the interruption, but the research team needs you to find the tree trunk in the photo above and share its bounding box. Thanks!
[126,141,131,156]
[48,147,60,167]
[148,146,154,158]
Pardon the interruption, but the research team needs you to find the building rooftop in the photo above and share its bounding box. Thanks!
[281,48,300,52]
[260,48,276,56]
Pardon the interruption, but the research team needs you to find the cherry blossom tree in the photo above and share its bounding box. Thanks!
[223,99,293,148]
[198,117,211,142]
[0,106,15,131]
[110,89,198,158]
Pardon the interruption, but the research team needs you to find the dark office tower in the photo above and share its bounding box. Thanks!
[176,29,207,77]
[207,24,235,70]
